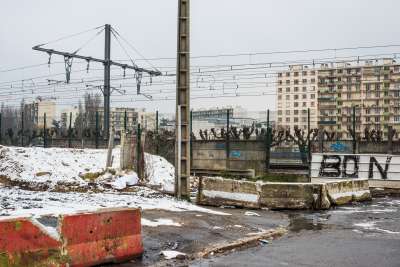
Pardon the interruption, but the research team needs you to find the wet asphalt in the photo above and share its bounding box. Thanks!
[192,197,400,267]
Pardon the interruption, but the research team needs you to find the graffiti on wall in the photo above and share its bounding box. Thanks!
[311,153,399,180]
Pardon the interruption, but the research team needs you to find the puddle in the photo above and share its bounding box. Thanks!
[288,213,330,232]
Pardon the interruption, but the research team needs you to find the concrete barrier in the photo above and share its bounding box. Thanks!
[319,179,371,205]
[0,217,64,266]
[198,177,371,210]
[0,208,143,267]
[258,183,316,210]
[199,177,260,208]
[60,208,143,266]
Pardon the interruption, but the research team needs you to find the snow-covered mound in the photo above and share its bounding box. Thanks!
[145,154,175,193]
[0,145,174,192]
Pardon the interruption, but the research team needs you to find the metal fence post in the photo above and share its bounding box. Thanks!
[137,123,142,179]
[226,109,230,170]
[265,109,272,172]
[156,110,159,155]
[21,111,24,147]
[124,110,127,132]
[43,113,47,148]
[68,112,72,148]
[307,108,311,161]
[190,110,193,167]
[95,111,99,149]
[0,113,2,144]
[352,106,356,154]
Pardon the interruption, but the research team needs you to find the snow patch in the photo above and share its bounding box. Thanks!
[160,250,186,260]
[202,190,258,203]
[111,173,138,190]
[142,218,182,227]
[145,154,175,193]
[245,211,260,217]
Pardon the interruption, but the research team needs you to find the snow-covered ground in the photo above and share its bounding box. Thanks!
[0,186,228,219]
[0,145,174,192]
[0,145,228,219]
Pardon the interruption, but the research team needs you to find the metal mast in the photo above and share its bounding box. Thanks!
[175,0,191,198]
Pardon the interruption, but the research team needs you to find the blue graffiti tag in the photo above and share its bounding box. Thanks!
[230,150,241,158]
[330,142,348,152]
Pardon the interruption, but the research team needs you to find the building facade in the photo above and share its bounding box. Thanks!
[276,59,400,139]
[276,65,318,130]
[318,59,400,139]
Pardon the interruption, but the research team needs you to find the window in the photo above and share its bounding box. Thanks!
[294,87,299,92]
[311,78,316,83]
[302,79,307,84]
[294,72,299,77]
[302,87,307,92]
[278,118,282,122]
[278,110,282,115]
[375,117,380,122]
[286,110,291,115]
[286,87,290,92]
[294,95,299,100]
[395,116,400,122]
[286,72,290,77]
[286,117,290,122]
[338,85,343,90]
[278,95,282,100]
[347,69,351,74]
[286,80,290,85]
[338,69,343,74]
[294,80,299,85]
[311,71,316,75]
[294,102,299,107]
[311,94,315,99]
[347,93,351,99]
[286,95,290,100]
[278,73,282,77]
[302,94,307,99]
[279,80,283,85]
[366,84,371,91]
[384,83,390,89]
[303,102,307,107]
[294,110,299,115]
[311,102,315,106]
[366,117,370,122]
[302,71,307,76]
[278,88,282,93]
[294,117,299,122]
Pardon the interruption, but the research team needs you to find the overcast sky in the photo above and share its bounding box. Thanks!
[1,0,400,113]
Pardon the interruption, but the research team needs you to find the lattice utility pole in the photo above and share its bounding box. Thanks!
[175,0,191,198]
[32,24,161,139]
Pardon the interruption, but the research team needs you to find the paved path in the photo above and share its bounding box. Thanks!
[192,197,400,267]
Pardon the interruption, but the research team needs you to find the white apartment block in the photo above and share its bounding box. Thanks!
[276,65,318,130]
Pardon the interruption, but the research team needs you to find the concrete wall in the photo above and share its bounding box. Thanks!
[311,153,400,180]
[192,140,266,175]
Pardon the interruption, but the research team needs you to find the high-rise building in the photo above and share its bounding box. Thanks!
[276,65,319,130]
[318,59,400,139]
[276,59,400,139]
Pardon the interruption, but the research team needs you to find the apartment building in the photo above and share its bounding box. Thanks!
[318,59,400,139]
[276,65,319,130]
[24,98,57,129]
